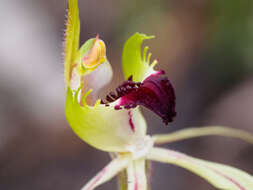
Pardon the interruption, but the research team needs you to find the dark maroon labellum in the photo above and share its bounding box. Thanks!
[101,71,176,125]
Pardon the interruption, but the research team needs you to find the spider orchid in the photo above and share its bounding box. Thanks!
[64,0,253,190]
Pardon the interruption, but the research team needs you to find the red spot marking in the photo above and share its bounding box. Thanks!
[128,111,135,132]
[86,168,107,190]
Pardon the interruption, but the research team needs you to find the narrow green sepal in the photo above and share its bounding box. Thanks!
[64,0,80,86]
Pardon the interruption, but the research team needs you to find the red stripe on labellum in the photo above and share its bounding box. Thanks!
[128,111,135,132]
[102,71,176,125]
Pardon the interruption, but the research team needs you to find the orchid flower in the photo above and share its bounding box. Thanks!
[64,0,253,190]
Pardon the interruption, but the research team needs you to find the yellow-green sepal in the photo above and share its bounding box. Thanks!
[65,87,147,152]
[122,33,156,82]
[64,0,80,87]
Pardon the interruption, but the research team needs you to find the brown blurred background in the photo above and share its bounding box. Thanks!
[0,0,253,189]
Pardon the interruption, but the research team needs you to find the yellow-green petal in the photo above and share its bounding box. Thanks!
[148,148,253,190]
[81,155,131,190]
[133,159,147,190]
[122,33,156,82]
[153,126,253,145]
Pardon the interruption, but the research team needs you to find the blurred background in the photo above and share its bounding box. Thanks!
[0,0,253,189]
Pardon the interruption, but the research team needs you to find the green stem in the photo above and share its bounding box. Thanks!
[117,169,128,190]
[146,160,152,190]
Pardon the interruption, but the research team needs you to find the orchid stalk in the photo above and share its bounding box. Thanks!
[64,0,253,190]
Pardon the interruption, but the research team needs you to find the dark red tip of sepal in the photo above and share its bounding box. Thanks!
[102,71,176,125]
